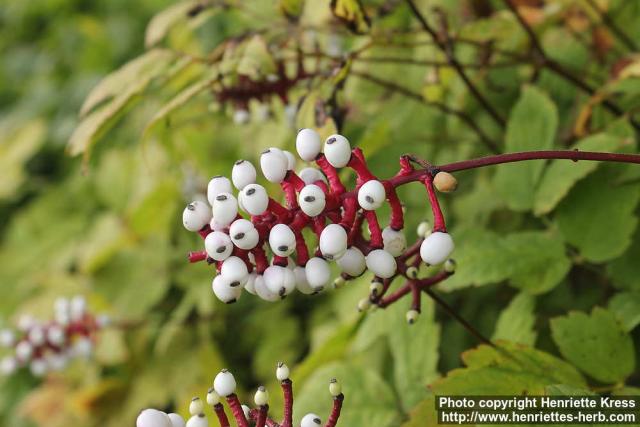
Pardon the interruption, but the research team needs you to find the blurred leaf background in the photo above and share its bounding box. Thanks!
[0,0,639,426]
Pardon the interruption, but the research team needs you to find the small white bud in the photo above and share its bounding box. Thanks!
[212,192,238,227]
[329,378,342,397]
[204,231,233,261]
[298,184,326,217]
[183,201,212,232]
[406,309,420,324]
[239,184,269,216]
[420,232,454,265]
[416,221,431,238]
[263,265,296,297]
[206,388,220,406]
[212,275,242,304]
[254,386,269,406]
[276,362,290,381]
[301,413,323,427]
[369,280,383,296]
[336,247,366,277]
[189,397,204,415]
[260,147,289,183]
[357,180,386,211]
[168,413,186,427]
[268,224,296,257]
[220,256,249,288]
[0,356,17,375]
[229,219,259,250]
[333,276,345,288]
[15,341,33,362]
[357,298,371,312]
[17,315,36,332]
[444,258,457,273]
[0,329,15,348]
[298,167,327,185]
[137,409,172,427]
[233,109,250,125]
[207,176,233,205]
[70,295,87,322]
[296,129,322,161]
[213,369,237,397]
[27,326,45,347]
[382,227,406,257]
[319,224,348,260]
[232,160,257,190]
[406,266,418,279]
[30,358,48,377]
[323,134,351,168]
[305,257,331,291]
[365,249,397,279]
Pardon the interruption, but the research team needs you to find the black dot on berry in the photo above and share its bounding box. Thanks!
[261,149,271,155]
[247,188,256,195]
[216,194,227,201]
[234,232,245,240]
[226,299,237,304]
[187,203,196,211]
[278,245,289,252]
[230,281,240,287]
[216,246,226,253]
[279,287,286,296]
[212,175,222,179]
[365,195,375,203]
[304,196,315,202]
[313,418,321,424]
[235,159,245,165]
[326,137,336,144]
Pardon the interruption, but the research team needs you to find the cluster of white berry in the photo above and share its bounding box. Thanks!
[0,296,109,377]
[182,128,456,308]
[137,362,343,427]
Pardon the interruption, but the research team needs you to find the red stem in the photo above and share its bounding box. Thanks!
[188,251,207,263]
[347,211,365,246]
[226,394,249,427]
[281,380,293,427]
[363,210,383,249]
[383,181,404,230]
[281,180,298,209]
[198,225,212,239]
[347,148,376,184]
[423,175,446,232]
[316,155,346,195]
[339,198,358,231]
[256,405,268,427]
[252,245,269,274]
[214,403,231,427]
[324,394,344,427]
[285,170,306,192]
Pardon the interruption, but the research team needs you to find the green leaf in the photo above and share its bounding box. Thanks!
[0,119,46,199]
[236,35,277,80]
[494,86,558,211]
[293,362,401,427]
[534,133,622,215]
[330,0,370,34]
[555,167,640,262]
[79,49,176,117]
[279,0,304,20]
[607,229,640,291]
[550,308,635,384]
[608,292,640,332]
[388,298,440,411]
[145,1,199,48]
[492,292,537,345]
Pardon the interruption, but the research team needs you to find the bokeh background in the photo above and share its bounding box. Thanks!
[1,1,639,426]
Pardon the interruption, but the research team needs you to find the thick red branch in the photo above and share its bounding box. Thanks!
[281,380,293,427]
[324,394,344,427]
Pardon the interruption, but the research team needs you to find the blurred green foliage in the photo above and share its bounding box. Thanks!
[1,1,639,426]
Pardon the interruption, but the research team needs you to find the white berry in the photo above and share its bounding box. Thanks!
[283,150,296,170]
[189,397,204,415]
[212,192,238,227]
[168,413,186,427]
[232,160,257,190]
[358,180,386,210]
[28,326,45,346]
[220,256,249,287]
[213,369,237,396]
[336,247,366,276]
[239,184,269,216]
[305,257,331,291]
[229,219,259,250]
[16,341,33,362]
[319,224,348,260]
[212,275,242,304]
[260,147,288,183]
[276,362,290,381]
[416,221,431,238]
[298,184,326,217]
[323,134,351,168]
[254,386,269,406]
[263,265,296,296]
[206,388,220,406]
[183,201,212,232]
[186,414,208,427]
[294,266,315,295]
[269,224,296,257]
[382,226,406,257]
[204,231,233,261]
[301,413,323,427]
[420,232,454,265]
[233,109,250,125]
[0,356,17,375]
[329,378,342,396]
[207,176,233,205]
[366,249,397,278]
[0,329,15,348]
[299,167,327,185]
[254,275,280,302]
[137,409,172,427]
[70,295,87,321]
[296,128,322,161]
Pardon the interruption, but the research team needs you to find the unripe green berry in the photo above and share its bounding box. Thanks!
[444,258,457,273]
[406,309,420,324]
[329,378,342,397]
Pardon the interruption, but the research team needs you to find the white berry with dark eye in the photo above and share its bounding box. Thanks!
[298,184,326,217]
[293,266,315,294]
[229,218,259,250]
[366,249,397,278]
[232,159,257,190]
[319,224,348,260]
[299,167,327,185]
[207,176,232,205]
[260,147,288,183]
[183,201,212,232]
[254,274,280,302]
[263,265,296,297]
[382,226,407,257]
[204,231,233,261]
[136,409,172,427]
[305,257,331,291]
[212,192,238,227]
[296,128,322,161]
[336,247,366,276]
[213,369,237,397]
[323,134,351,168]
[358,179,386,210]
[239,184,269,215]
[301,413,323,427]
[420,232,454,265]
[220,256,249,287]
[269,224,296,257]
[212,275,242,303]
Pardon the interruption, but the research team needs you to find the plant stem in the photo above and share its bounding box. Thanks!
[324,394,344,427]
[281,380,293,427]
